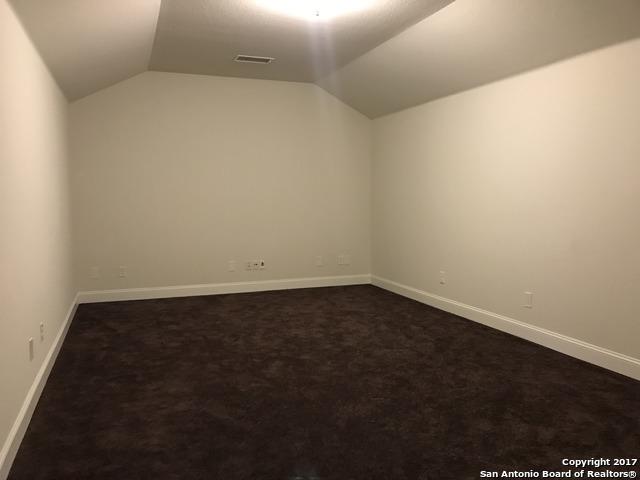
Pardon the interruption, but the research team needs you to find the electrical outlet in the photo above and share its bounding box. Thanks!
[523,291,533,309]
[228,260,236,272]
[28,338,34,361]
[118,266,127,278]
[315,256,324,267]
[245,260,261,271]
[337,254,352,266]
[39,322,44,342]
[439,271,446,285]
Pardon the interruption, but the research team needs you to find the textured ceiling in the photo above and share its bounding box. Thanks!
[150,0,453,82]
[8,0,640,115]
[8,0,161,101]
[319,0,640,117]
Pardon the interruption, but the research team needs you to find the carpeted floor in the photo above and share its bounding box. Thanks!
[9,285,640,479]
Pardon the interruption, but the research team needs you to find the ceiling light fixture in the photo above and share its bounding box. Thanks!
[256,0,375,20]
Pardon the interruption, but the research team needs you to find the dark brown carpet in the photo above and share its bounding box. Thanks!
[9,285,640,479]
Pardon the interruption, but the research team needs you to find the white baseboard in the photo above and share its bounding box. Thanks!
[372,275,640,381]
[0,294,79,480]
[2,274,635,480]
[77,274,372,304]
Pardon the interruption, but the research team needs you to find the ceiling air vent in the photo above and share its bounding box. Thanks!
[234,55,275,64]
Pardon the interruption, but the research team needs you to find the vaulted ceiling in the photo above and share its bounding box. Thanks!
[320,0,640,117]
[149,0,453,83]
[8,0,161,101]
[9,0,640,117]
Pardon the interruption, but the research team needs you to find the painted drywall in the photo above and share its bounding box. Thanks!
[372,39,640,360]
[70,72,371,291]
[8,0,161,101]
[0,0,74,469]
[319,0,640,118]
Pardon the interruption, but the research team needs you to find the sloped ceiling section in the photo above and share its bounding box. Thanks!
[9,0,161,101]
[8,0,640,115]
[149,0,453,83]
[318,0,640,118]
[8,0,451,102]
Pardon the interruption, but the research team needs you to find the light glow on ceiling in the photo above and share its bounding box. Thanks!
[256,0,375,20]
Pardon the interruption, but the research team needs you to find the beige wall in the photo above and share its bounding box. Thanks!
[373,39,640,360]
[0,0,74,465]
[70,72,371,291]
